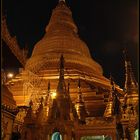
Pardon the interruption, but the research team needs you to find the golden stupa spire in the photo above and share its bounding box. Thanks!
[75,79,87,123]
[120,48,139,121]
[119,49,139,140]
[123,48,138,94]
[48,80,50,93]
[57,54,66,94]
[104,75,115,119]
[77,79,83,102]
[47,55,71,121]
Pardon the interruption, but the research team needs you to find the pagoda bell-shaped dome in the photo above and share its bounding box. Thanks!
[26,1,103,76]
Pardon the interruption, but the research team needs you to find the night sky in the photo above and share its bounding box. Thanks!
[2,0,138,88]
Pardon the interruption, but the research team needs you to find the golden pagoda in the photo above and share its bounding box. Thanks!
[7,0,122,115]
[2,0,139,140]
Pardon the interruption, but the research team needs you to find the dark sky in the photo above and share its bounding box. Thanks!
[2,0,139,88]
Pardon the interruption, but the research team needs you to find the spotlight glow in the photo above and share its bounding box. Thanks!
[7,73,14,78]
[51,92,57,99]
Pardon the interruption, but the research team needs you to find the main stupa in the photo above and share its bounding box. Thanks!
[8,0,122,116]
[26,0,103,76]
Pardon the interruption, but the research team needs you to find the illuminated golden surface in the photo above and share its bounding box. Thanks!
[2,85,16,108]
[26,0,103,76]
[6,0,124,116]
[2,1,138,140]
[51,92,57,99]
[7,73,14,78]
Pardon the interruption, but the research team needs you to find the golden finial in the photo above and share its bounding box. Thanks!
[109,74,115,92]
[75,79,87,123]
[77,79,83,102]
[57,54,66,93]
[68,81,70,93]
[59,54,64,80]
[78,78,81,89]
[48,80,50,93]
[104,76,115,119]
[123,48,138,93]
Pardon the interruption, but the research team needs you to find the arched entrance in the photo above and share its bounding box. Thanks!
[52,132,62,140]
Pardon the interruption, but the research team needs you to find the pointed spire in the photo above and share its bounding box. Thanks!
[75,79,87,123]
[104,77,115,119]
[119,49,139,130]
[109,74,115,93]
[123,48,138,94]
[47,54,72,121]
[57,54,66,93]
[77,79,83,102]
[60,54,64,71]
[58,54,64,82]
[78,78,81,89]
[68,81,70,93]
[48,80,50,93]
